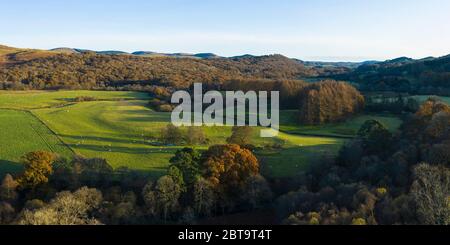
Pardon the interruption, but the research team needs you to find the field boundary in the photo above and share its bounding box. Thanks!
[1,108,78,156]
[27,110,77,156]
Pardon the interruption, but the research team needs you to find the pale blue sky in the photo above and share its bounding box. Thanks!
[1,0,449,61]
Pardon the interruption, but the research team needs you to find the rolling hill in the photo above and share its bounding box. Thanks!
[0,44,317,90]
[0,45,61,66]
[335,54,450,94]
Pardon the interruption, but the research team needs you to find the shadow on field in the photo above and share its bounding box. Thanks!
[0,159,24,178]
[256,143,342,179]
[115,108,171,121]
[60,134,152,145]
[122,115,170,123]
[67,143,178,154]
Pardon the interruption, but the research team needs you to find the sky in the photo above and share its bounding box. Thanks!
[1,0,449,62]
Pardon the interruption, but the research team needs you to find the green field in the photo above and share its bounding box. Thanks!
[280,110,402,138]
[0,90,403,179]
[0,90,149,110]
[0,109,73,174]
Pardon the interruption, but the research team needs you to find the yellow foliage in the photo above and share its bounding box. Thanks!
[18,151,55,189]
[351,218,367,225]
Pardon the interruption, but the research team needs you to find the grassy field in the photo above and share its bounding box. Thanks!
[0,109,73,175]
[0,90,149,110]
[258,132,344,178]
[280,110,402,138]
[1,90,399,179]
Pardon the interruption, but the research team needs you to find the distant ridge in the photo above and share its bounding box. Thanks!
[50,48,80,54]
[132,51,220,59]
[2,44,449,69]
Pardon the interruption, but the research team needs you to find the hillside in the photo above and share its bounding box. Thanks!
[0,45,61,66]
[336,54,450,94]
[0,45,317,90]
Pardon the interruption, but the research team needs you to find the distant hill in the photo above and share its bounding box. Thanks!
[335,55,450,94]
[193,53,219,59]
[50,48,80,54]
[0,45,317,90]
[231,54,256,59]
[0,45,61,66]
[132,51,220,59]
[3,43,449,94]
[96,50,130,55]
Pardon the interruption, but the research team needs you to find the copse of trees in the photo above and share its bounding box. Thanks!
[18,187,103,225]
[159,124,208,145]
[141,144,270,221]
[298,80,365,124]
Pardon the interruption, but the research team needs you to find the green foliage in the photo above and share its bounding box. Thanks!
[153,176,182,221]
[168,166,186,192]
[357,120,392,154]
[169,148,201,187]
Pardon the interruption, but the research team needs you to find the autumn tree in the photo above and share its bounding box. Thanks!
[201,144,259,200]
[18,151,56,189]
[298,80,364,125]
